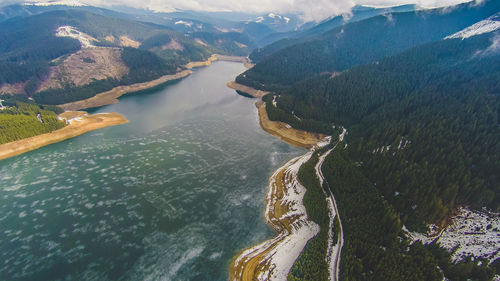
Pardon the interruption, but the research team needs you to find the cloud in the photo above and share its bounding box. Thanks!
[31,0,478,22]
[355,0,471,8]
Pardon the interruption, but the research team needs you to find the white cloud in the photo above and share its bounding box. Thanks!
[27,0,478,22]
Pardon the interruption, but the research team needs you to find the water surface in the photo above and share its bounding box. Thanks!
[0,61,303,281]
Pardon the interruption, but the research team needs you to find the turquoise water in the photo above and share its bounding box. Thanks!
[0,61,303,281]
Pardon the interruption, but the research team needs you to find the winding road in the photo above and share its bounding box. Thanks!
[315,129,346,281]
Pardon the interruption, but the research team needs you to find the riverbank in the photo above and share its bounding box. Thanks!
[186,54,253,69]
[214,55,254,68]
[60,55,250,111]
[0,111,128,161]
[227,69,339,280]
[60,70,193,111]
[226,81,270,99]
[230,151,320,281]
[185,54,218,69]
[256,101,326,148]
[225,80,327,148]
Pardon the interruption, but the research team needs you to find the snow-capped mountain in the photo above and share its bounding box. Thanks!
[23,0,87,7]
[446,13,500,39]
[253,13,298,32]
[256,13,290,24]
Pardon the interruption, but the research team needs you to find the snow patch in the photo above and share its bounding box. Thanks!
[263,151,319,280]
[174,20,193,27]
[272,96,278,108]
[56,26,97,48]
[316,136,332,149]
[338,127,347,142]
[446,14,500,39]
[232,151,320,281]
[406,207,500,263]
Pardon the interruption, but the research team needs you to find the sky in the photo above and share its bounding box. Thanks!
[28,0,479,22]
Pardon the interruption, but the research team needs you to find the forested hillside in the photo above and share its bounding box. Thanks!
[259,27,500,280]
[322,150,496,281]
[251,4,417,61]
[0,3,278,57]
[265,31,500,230]
[0,10,212,104]
[237,0,500,91]
[0,99,66,144]
[32,47,178,105]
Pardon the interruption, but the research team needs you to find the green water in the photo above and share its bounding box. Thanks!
[0,61,303,281]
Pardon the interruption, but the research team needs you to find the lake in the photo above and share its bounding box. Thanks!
[0,61,303,281]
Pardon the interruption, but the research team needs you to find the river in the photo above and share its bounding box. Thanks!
[0,61,303,281]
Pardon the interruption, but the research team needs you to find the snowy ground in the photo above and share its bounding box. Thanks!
[232,134,345,281]
[261,151,319,280]
[446,13,500,39]
[407,207,500,263]
[231,151,320,281]
[56,26,97,48]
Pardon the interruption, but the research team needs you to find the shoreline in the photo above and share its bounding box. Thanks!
[230,151,320,281]
[214,55,254,68]
[185,54,219,69]
[256,101,327,148]
[60,54,250,111]
[60,70,193,111]
[226,81,270,99]
[186,54,253,69]
[226,81,326,148]
[228,74,338,280]
[0,111,128,161]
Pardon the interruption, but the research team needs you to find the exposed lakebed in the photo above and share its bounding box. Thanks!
[0,61,303,280]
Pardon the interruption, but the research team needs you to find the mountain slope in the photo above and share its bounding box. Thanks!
[262,25,500,280]
[253,4,418,58]
[237,0,500,91]
[265,30,500,226]
[0,9,212,104]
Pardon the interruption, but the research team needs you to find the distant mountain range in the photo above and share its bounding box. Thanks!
[238,0,500,91]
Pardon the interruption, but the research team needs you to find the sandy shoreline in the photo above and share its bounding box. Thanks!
[227,72,337,280]
[16,54,235,159]
[225,80,326,148]
[0,112,128,161]
[185,54,219,69]
[230,151,320,281]
[256,101,326,148]
[60,70,193,111]
[214,55,254,68]
[227,81,270,99]
[60,54,250,111]
[186,54,253,69]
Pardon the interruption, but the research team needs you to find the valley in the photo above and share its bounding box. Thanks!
[0,0,499,280]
